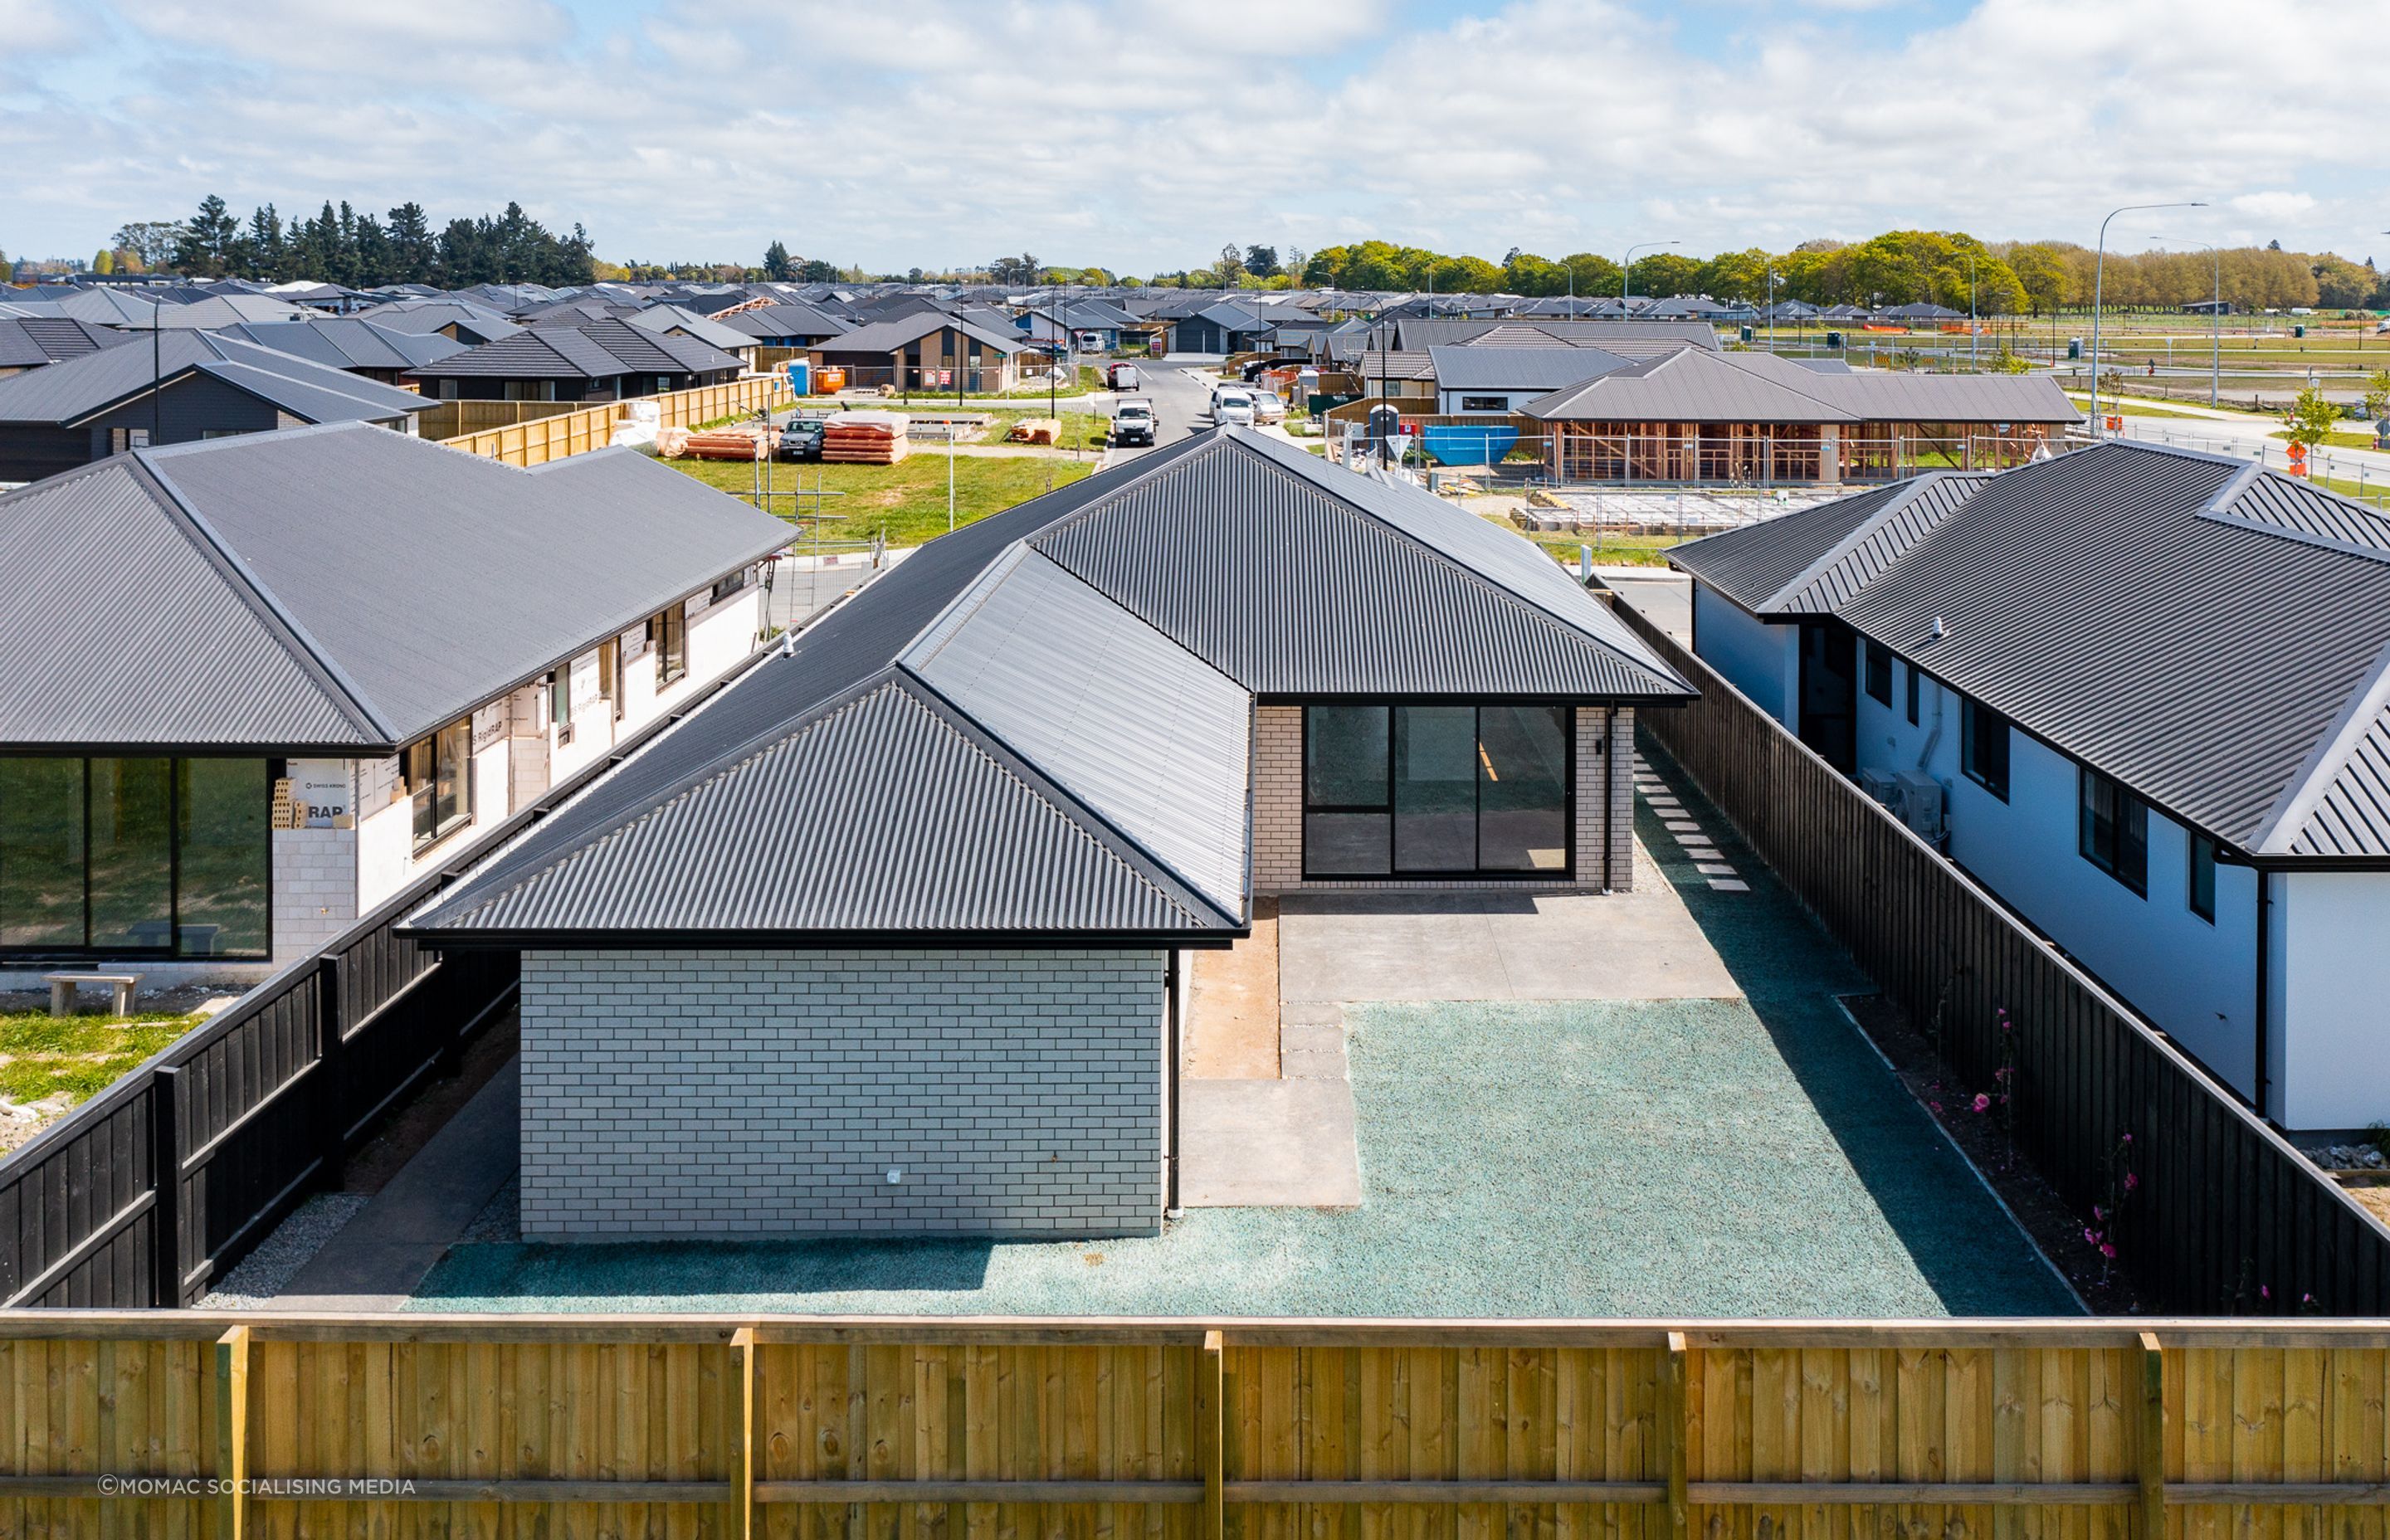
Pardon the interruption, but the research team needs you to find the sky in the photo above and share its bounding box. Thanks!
[2,0,2383,275]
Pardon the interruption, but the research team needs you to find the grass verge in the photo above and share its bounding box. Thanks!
[668,451,1098,548]
[0,1010,202,1114]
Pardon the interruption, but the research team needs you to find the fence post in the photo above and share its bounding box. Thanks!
[148,1065,182,1308]
[1661,1331,1690,1540]
[317,952,349,1175]
[1197,1330,1224,1540]
[216,1323,251,1540]
[732,1326,756,1538]
[2136,1332,2166,1540]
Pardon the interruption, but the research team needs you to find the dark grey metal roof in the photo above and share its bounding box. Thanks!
[625,305,756,353]
[0,422,792,752]
[820,312,1025,355]
[1675,441,2390,860]
[1671,472,1992,616]
[218,318,466,373]
[904,546,1251,916]
[0,331,430,426]
[714,302,851,341]
[408,672,1237,943]
[1826,371,2081,425]
[0,316,131,370]
[405,426,1686,948]
[0,459,378,752]
[354,300,520,344]
[1426,344,1633,393]
[1524,349,2078,426]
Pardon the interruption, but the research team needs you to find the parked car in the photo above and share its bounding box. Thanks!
[777,417,829,461]
[1211,387,1255,426]
[1111,399,1158,447]
[1249,392,1286,424]
[1108,362,1140,391]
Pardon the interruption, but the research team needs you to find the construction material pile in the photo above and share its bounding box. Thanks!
[823,412,910,465]
[680,425,774,461]
[1005,417,1061,446]
[654,426,692,458]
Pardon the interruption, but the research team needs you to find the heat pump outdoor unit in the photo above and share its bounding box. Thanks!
[1858,767,1900,807]
[1893,771,1947,844]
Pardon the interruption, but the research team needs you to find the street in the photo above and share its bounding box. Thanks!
[1096,355,1225,467]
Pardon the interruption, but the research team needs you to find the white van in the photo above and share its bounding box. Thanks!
[1212,387,1255,426]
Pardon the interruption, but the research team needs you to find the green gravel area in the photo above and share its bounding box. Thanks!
[412,743,2074,1319]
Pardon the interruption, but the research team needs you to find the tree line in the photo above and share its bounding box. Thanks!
[1289,231,2384,314]
[96,196,600,289]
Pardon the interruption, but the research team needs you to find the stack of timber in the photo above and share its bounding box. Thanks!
[680,425,773,461]
[1006,416,1062,446]
[823,412,910,465]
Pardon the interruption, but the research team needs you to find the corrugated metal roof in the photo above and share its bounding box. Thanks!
[133,423,792,743]
[405,426,1686,946]
[0,316,130,369]
[905,547,1251,916]
[1425,345,1633,393]
[409,672,1237,940]
[1667,481,1917,612]
[626,305,756,353]
[0,331,428,425]
[0,460,379,751]
[1676,441,2390,860]
[715,302,851,341]
[406,325,632,381]
[219,318,466,373]
[1523,348,1856,423]
[1825,371,2082,426]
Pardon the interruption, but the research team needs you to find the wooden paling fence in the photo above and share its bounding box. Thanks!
[1,1317,2385,1538]
[1612,602,2390,1316]
[439,375,795,467]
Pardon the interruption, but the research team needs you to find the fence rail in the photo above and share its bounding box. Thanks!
[437,375,794,466]
[1612,601,2390,1316]
[0,1315,2385,1537]
[0,643,786,1310]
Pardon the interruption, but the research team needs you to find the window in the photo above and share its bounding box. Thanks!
[2188,831,2217,923]
[0,756,269,958]
[1302,704,1572,879]
[651,604,688,686]
[1905,664,1920,725]
[403,719,472,853]
[1459,395,1509,412]
[2078,767,2149,894]
[1960,698,2009,801]
[599,639,622,722]
[108,427,152,453]
[549,670,573,744]
[710,568,749,605]
[1864,641,1891,706]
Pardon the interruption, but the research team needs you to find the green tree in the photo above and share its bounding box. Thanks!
[1244,245,1280,278]
[762,240,792,280]
[2278,387,2339,451]
[92,249,113,274]
[2362,370,2390,422]
[172,194,240,275]
[111,221,179,270]
[385,202,435,285]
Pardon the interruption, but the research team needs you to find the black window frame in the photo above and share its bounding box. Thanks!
[1864,641,1892,706]
[1458,395,1510,412]
[710,568,749,605]
[651,603,689,687]
[1905,663,1919,725]
[1300,703,1576,882]
[1959,697,2010,802]
[0,753,275,960]
[2077,765,2149,896]
[2188,830,2217,923]
[402,718,474,855]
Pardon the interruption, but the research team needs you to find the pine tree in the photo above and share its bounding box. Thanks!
[763,240,793,280]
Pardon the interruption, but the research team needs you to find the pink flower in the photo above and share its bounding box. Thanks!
[2084,1228,2100,1245]
[2092,1206,2105,1221]
[1973,1094,1992,1114]
[2261,1284,2271,1300]
[1995,1066,2012,1081]
[1929,1101,1944,1114]
[2303,1293,2316,1305]
[2100,1243,2118,1260]
[2124,1172,2139,1192]
[2121,1133,2134,1144]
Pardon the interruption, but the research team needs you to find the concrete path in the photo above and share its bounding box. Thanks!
[276,1060,519,1311]
[1178,1076,1360,1209]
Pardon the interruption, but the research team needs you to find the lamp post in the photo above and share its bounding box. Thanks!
[2092,201,2205,431]
[1622,241,1678,305]
[1965,251,1978,372]
[1765,266,1780,353]
[2152,236,2221,408]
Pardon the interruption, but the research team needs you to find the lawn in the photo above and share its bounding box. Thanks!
[0,1009,202,1128]
[668,444,1098,548]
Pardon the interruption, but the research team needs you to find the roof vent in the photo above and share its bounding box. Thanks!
[1929,617,1947,642]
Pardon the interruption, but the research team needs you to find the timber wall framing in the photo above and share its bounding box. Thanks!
[0,1316,2385,1537]
[1610,600,2390,1315]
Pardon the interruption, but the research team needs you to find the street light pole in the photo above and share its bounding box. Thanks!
[1766,266,1779,353]
[1622,240,1678,305]
[2093,201,2205,431]
[1966,252,1978,372]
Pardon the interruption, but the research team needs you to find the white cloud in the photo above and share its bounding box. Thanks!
[3,0,2383,269]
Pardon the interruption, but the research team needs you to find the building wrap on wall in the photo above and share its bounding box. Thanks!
[518,948,1168,1240]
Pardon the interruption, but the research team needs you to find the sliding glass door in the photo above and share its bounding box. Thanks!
[1303,704,1573,879]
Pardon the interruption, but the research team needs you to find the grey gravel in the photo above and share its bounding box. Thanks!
[2308,1143,2388,1171]
[196,1192,370,1309]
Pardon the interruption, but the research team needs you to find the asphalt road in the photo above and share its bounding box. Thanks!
[1098,355,1224,466]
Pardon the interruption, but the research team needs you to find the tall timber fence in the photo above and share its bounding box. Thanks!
[0,646,786,1310]
[1612,601,2390,1316]
[433,374,795,467]
[1,1316,2387,1537]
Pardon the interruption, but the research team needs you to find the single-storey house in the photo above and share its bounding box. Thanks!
[1520,348,2080,484]
[1669,440,2390,1135]
[404,426,1693,1240]
[404,319,745,402]
[0,422,789,983]
[217,317,467,387]
[0,331,431,485]
[714,302,852,349]
[1427,344,1633,414]
[811,312,1025,394]
[1170,303,1273,356]
[622,305,762,371]
[355,300,521,346]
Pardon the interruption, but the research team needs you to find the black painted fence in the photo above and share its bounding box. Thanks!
[1616,599,2390,1315]
[0,636,789,1309]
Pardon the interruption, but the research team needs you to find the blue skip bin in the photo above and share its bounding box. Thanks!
[1421,423,1518,465]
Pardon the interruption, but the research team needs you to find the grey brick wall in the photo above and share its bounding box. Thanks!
[519,948,1167,1240]
[270,827,358,960]
[1253,704,1633,894]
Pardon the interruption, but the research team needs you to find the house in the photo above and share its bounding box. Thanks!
[713,302,853,349]
[622,305,762,371]
[403,319,745,402]
[0,330,431,484]
[1877,302,1968,324]
[1667,440,2390,1134]
[1520,347,2079,484]
[402,426,1692,1240]
[354,300,521,346]
[1021,297,1141,353]
[217,317,468,386]
[811,312,1025,394]
[0,422,789,983]
[1426,344,1633,414]
[0,315,130,379]
[1169,302,1273,355]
